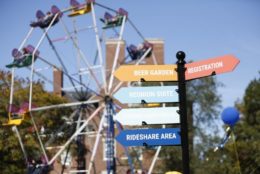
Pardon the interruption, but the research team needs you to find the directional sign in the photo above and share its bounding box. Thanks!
[114,65,178,82]
[114,55,239,82]
[116,128,181,147]
[114,107,179,126]
[114,86,179,104]
[185,55,239,80]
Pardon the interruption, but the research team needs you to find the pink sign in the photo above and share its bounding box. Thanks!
[185,55,240,80]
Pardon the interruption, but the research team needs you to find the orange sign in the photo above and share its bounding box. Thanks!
[114,55,239,82]
[185,55,239,80]
[114,65,178,81]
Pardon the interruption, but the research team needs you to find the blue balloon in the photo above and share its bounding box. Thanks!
[221,107,240,126]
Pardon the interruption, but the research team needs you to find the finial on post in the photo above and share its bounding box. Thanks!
[176,51,186,64]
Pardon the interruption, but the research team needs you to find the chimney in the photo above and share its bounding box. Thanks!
[53,68,63,96]
[145,38,164,65]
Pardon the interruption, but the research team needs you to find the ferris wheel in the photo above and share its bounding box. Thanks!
[3,0,163,173]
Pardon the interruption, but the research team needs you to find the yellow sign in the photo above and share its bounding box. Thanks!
[114,65,178,81]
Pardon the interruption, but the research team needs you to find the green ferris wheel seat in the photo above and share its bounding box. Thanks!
[6,45,40,68]
[100,8,128,29]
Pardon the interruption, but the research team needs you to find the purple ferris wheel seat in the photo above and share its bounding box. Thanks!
[51,5,62,17]
[26,45,40,56]
[70,0,80,7]
[104,12,113,20]
[118,8,128,17]
[12,48,22,58]
[36,10,45,20]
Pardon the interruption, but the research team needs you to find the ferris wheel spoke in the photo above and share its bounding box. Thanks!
[9,27,35,111]
[26,66,53,85]
[95,2,118,13]
[135,47,152,65]
[76,107,84,131]
[147,125,166,174]
[45,33,81,96]
[12,126,29,165]
[48,105,104,165]
[44,109,80,147]
[107,16,127,93]
[60,19,103,92]
[29,112,50,163]
[8,68,15,113]
[37,56,101,97]
[87,107,106,174]
[151,51,159,65]
[128,17,146,41]
[51,25,94,42]
[29,13,60,111]
[30,99,100,112]
[90,2,108,94]
[18,27,35,51]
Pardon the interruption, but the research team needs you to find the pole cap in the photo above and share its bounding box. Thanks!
[176,51,186,64]
[176,51,186,61]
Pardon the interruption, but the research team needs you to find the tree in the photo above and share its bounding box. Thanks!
[159,76,222,173]
[195,73,260,174]
[234,73,260,173]
[0,70,71,173]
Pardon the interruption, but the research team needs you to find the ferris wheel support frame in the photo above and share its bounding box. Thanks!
[12,126,29,165]
[28,13,60,164]
[30,99,100,112]
[9,27,35,112]
[7,27,35,168]
[107,15,127,94]
[60,19,103,92]
[36,55,101,97]
[44,109,80,148]
[87,107,106,174]
[48,105,104,165]
[28,13,60,111]
[90,2,108,95]
[45,33,81,96]
[147,125,165,174]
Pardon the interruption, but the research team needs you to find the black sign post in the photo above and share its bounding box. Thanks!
[176,51,190,174]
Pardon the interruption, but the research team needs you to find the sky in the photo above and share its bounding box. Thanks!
[0,0,260,111]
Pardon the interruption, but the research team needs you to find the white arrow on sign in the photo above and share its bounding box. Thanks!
[114,107,180,126]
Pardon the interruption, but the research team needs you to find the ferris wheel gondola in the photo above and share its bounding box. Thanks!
[30,5,63,29]
[100,8,128,29]
[6,45,40,69]
[126,41,153,61]
[68,0,93,17]
[2,103,31,126]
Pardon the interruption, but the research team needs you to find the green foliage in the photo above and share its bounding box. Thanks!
[159,76,222,173]
[0,70,72,173]
[186,76,222,129]
[159,146,182,172]
[193,73,260,174]
[241,75,260,125]
[234,73,260,173]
